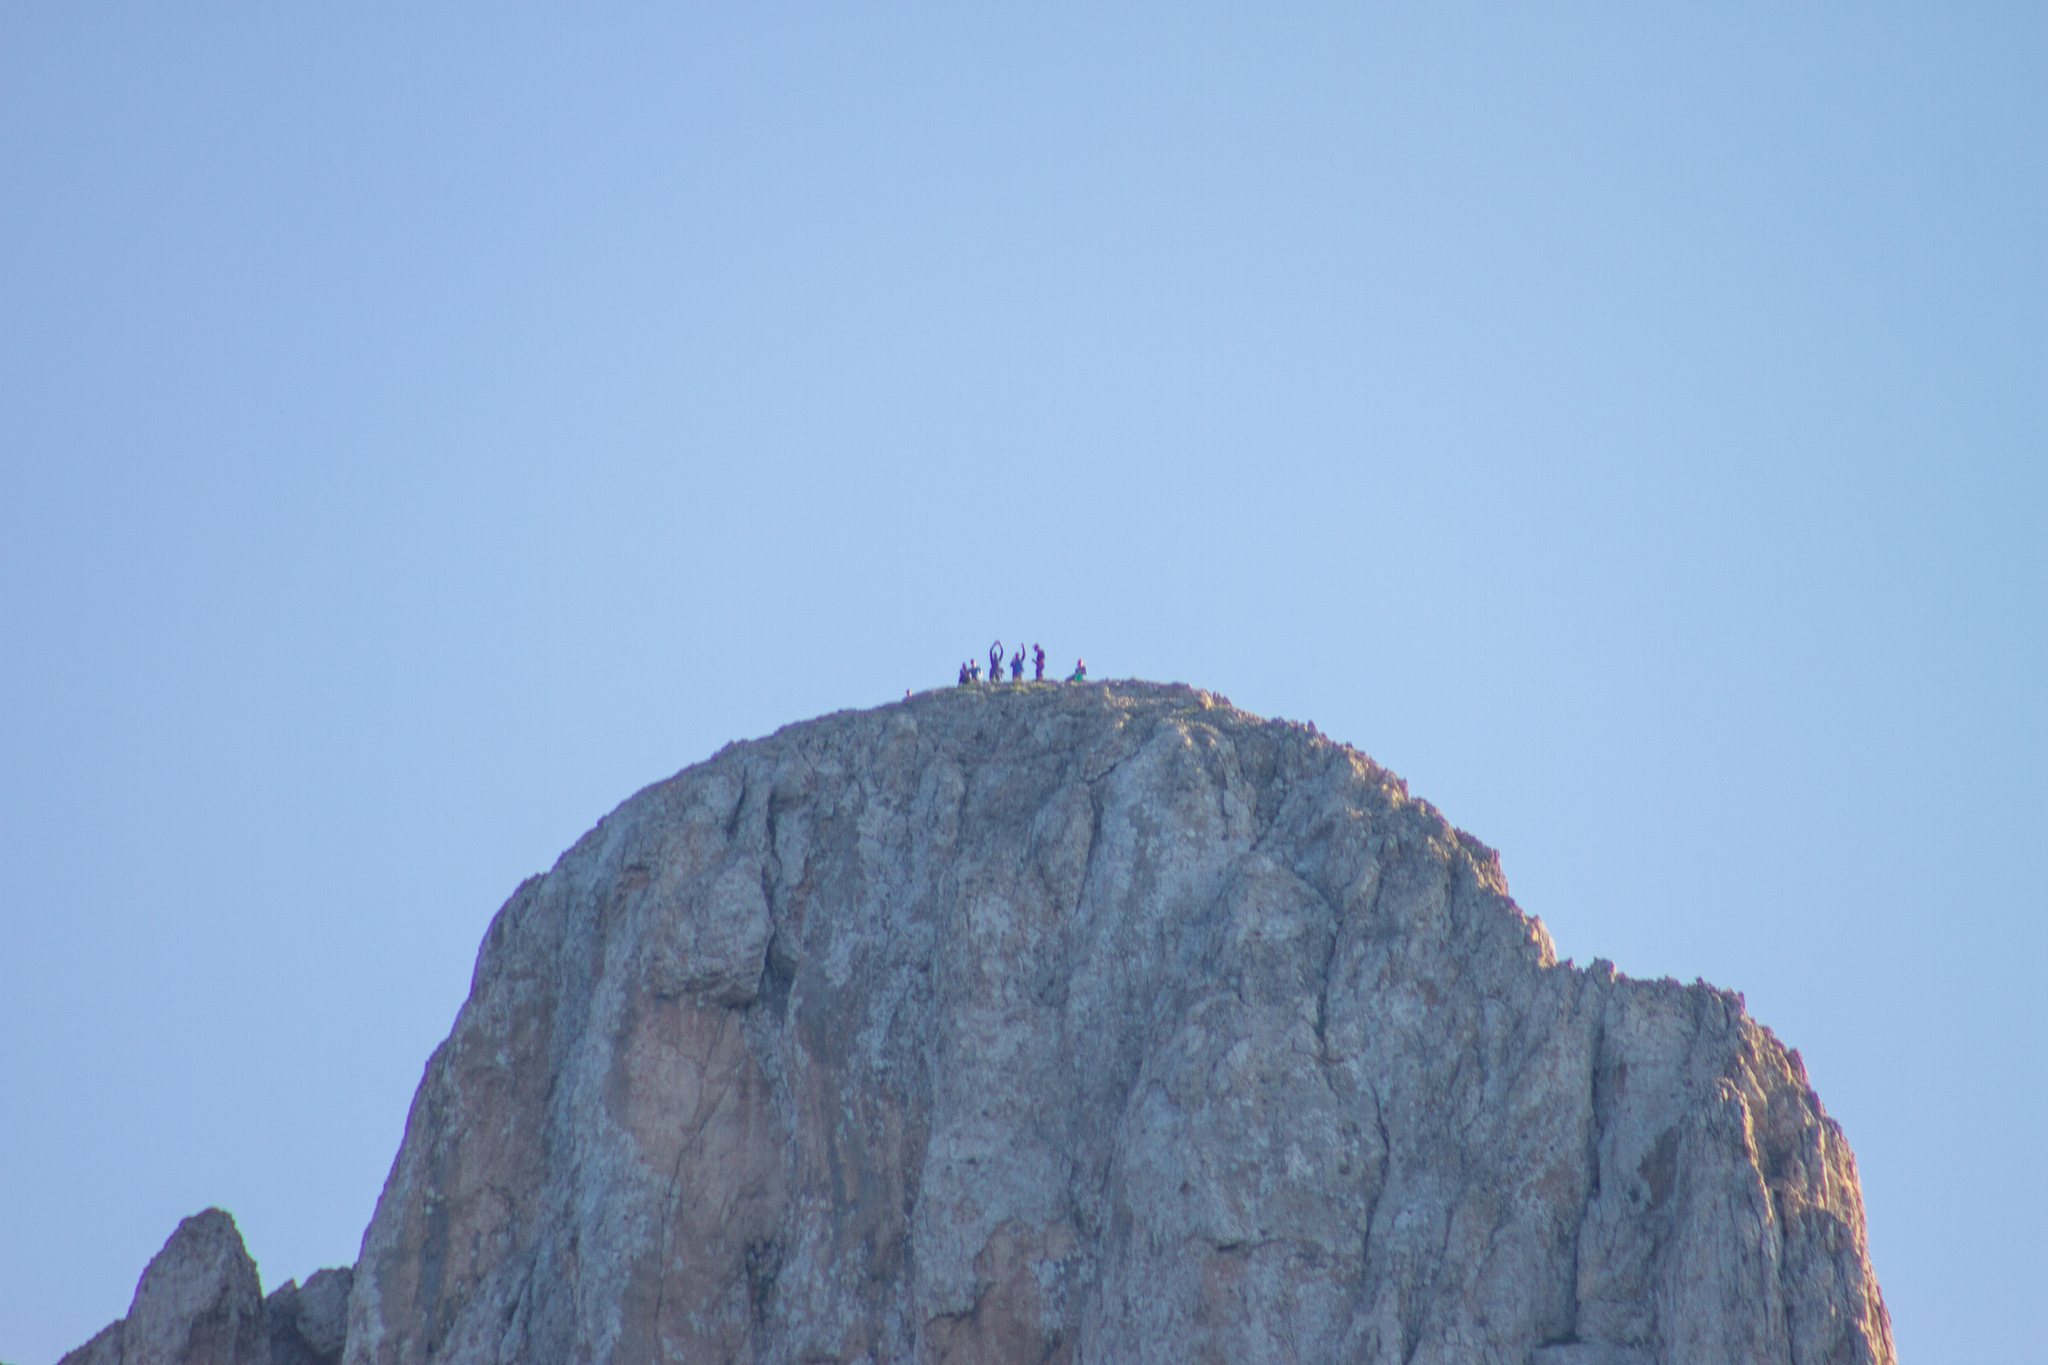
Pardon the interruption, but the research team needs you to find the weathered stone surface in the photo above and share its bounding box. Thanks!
[57,1209,265,1365]
[341,681,1893,1364]
[1533,1345,1652,1365]
[291,1269,353,1362]
[56,1320,125,1365]
[263,1268,354,1365]
[56,1213,352,1365]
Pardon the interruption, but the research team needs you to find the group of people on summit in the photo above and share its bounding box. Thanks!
[958,641,1086,687]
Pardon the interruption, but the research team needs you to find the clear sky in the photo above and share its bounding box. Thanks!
[1,7,2040,1363]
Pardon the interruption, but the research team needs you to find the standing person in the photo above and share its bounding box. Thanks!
[1032,644,1046,682]
[989,640,1004,686]
[957,661,971,687]
[968,658,982,683]
[1067,658,1088,683]
[1009,645,1024,682]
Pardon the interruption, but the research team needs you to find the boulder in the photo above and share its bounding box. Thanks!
[262,1268,354,1365]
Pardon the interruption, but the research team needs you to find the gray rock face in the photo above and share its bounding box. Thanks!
[61,1209,264,1365]
[263,1269,354,1365]
[56,1321,126,1365]
[340,682,1893,1364]
[56,1212,351,1365]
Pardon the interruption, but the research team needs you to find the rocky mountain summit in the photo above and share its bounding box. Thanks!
[62,682,1892,1364]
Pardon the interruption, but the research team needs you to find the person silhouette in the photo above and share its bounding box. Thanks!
[968,658,982,683]
[1067,658,1088,683]
[957,661,971,687]
[1010,645,1024,682]
[1032,643,1046,682]
[989,640,1004,685]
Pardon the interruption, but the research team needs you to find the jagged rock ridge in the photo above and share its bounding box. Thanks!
[64,682,1893,1364]
[58,1209,350,1365]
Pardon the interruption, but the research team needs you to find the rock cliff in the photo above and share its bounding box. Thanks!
[64,682,1894,1364]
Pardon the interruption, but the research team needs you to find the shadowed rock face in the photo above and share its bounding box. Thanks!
[334,682,1891,1365]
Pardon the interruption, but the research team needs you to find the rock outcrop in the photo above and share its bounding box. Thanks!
[325,681,1891,1364]
[262,1271,353,1365]
[57,683,1891,1364]
[57,1210,351,1365]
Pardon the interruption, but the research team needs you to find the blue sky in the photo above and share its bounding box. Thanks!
[2,8,2041,1362]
